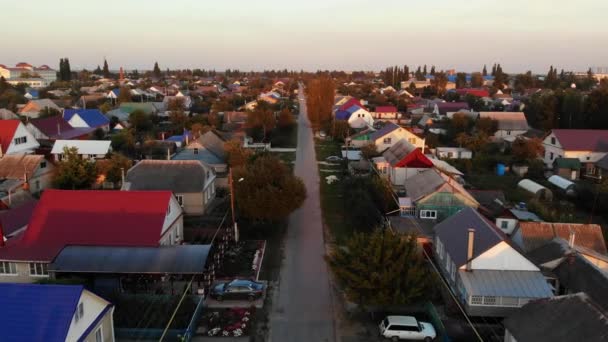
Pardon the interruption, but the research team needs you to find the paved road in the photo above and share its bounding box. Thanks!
[269,85,335,342]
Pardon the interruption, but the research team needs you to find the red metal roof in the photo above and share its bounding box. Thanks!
[338,98,362,111]
[0,120,21,155]
[395,148,434,168]
[374,106,397,113]
[0,190,173,261]
[455,88,490,98]
[552,129,608,152]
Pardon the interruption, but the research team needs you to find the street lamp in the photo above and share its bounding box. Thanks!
[229,168,244,243]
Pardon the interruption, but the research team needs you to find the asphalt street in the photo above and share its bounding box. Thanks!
[269,85,335,342]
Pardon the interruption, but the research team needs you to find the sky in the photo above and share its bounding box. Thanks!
[2,0,607,73]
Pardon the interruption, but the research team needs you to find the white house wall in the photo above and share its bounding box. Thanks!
[374,129,425,152]
[464,241,539,271]
[542,132,607,166]
[160,195,184,245]
[67,114,90,128]
[5,123,39,155]
[495,218,518,235]
[65,290,111,342]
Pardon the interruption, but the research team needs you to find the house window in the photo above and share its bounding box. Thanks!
[0,262,17,275]
[507,130,511,135]
[383,137,392,144]
[500,220,509,230]
[176,195,183,207]
[166,204,171,217]
[29,263,48,276]
[13,136,27,145]
[74,302,84,323]
[95,327,103,342]
[483,296,497,306]
[40,161,47,169]
[447,152,454,158]
[419,210,437,219]
[550,152,554,160]
[470,295,483,305]
[34,180,40,191]
[551,137,556,145]
[194,148,199,155]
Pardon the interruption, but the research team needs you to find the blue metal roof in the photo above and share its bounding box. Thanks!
[344,104,363,114]
[369,122,400,141]
[64,109,110,128]
[0,283,83,342]
[335,110,351,120]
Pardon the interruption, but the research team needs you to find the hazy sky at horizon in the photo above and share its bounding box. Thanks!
[2,0,607,73]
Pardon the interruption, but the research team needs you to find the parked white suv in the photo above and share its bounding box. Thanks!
[379,315,436,341]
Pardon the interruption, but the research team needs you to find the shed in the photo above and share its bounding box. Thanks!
[517,179,552,201]
[547,175,576,195]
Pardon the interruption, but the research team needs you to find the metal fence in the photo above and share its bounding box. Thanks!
[183,296,206,341]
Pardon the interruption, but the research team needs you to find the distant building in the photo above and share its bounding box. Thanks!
[0,63,57,87]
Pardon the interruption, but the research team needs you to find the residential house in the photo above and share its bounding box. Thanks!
[163,95,192,110]
[402,169,479,221]
[371,106,400,120]
[175,130,228,175]
[375,139,433,187]
[512,222,607,255]
[494,209,541,235]
[478,112,529,141]
[542,129,608,177]
[553,157,581,180]
[336,104,374,129]
[503,293,608,342]
[433,102,470,116]
[26,116,95,142]
[370,122,425,152]
[454,88,490,98]
[63,109,111,132]
[123,160,216,215]
[434,207,553,317]
[51,140,112,161]
[0,120,40,156]
[24,89,39,100]
[528,238,608,310]
[0,190,184,283]
[0,109,19,120]
[0,154,55,195]
[0,283,115,342]
[434,147,472,160]
[0,200,36,240]
[18,99,61,119]
[345,128,375,148]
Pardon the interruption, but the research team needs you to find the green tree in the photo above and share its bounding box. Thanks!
[455,72,467,88]
[128,109,153,132]
[53,147,97,189]
[102,59,110,78]
[234,154,306,222]
[224,139,252,168]
[511,137,544,163]
[326,229,431,308]
[482,64,488,76]
[97,153,132,185]
[111,129,136,155]
[431,72,448,95]
[38,107,62,118]
[246,101,275,141]
[360,142,380,160]
[470,72,484,87]
[475,117,498,136]
[277,108,295,129]
[153,62,161,78]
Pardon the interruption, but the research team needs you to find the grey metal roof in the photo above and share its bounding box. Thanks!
[172,148,225,166]
[403,169,445,201]
[197,131,226,159]
[50,245,211,274]
[382,139,417,166]
[459,269,553,298]
[126,160,212,193]
[434,207,503,268]
[503,293,608,342]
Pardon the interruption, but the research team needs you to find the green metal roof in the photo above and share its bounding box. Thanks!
[554,158,581,170]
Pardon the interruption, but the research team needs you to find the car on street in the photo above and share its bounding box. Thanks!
[379,315,436,341]
[325,155,342,162]
[210,279,265,301]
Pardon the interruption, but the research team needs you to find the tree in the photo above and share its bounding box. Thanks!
[360,143,380,160]
[129,110,153,133]
[482,64,488,76]
[53,147,97,189]
[38,107,62,118]
[277,108,295,129]
[190,123,210,138]
[431,72,448,95]
[233,154,306,222]
[111,129,136,155]
[117,86,131,104]
[455,72,467,89]
[511,137,544,162]
[475,117,498,136]
[326,229,431,308]
[471,72,484,87]
[246,101,275,141]
[58,58,71,81]
[96,153,132,186]
[102,59,110,78]
[153,62,161,78]
[225,139,252,168]
[98,102,112,114]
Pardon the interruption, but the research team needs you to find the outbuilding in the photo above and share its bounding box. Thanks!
[547,175,576,196]
[517,179,552,201]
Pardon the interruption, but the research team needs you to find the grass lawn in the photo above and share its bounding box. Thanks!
[315,138,342,161]
[273,152,296,166]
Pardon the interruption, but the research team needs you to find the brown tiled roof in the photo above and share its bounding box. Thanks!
[517,222,607,254]
[0,154,44,180]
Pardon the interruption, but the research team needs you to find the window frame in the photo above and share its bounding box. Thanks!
[0,261,17,275]
[29,262,48,277]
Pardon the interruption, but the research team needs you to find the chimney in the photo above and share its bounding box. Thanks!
[120,167,125,185]
[57,123,61,136]
[568,230,576,249]
[167,148,170,160]
[185,134,189,146]
[161,132,165,140]
[466,229,475,272]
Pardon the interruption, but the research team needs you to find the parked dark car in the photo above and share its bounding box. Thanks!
[210,279,265,301]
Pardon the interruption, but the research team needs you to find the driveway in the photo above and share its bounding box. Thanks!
[269,85,335,341]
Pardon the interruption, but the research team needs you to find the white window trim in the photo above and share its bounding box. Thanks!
[0,261,18,275]
[420,210,437,219]
[29,262,49,277]
[95,326,103,342]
